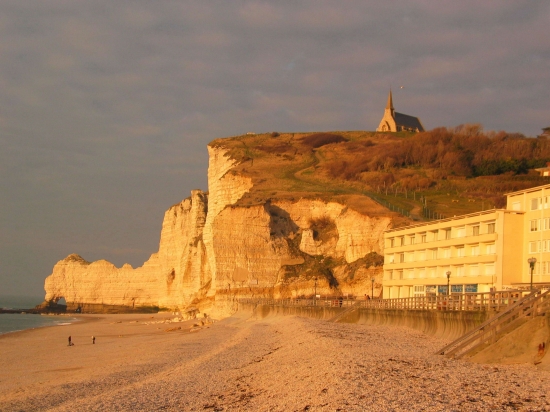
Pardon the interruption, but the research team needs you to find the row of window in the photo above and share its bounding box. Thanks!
[528,240,550,253]
[528,261,550,275]
[387,221,495,248]
[385,243,496,264]
[385,263,495,280]
[529,218,550,232]
[413,284,479,295]
[529,196,550,211]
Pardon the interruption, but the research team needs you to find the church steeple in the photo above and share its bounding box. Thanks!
[386,89,394,114]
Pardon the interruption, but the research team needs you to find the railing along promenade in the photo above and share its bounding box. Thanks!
[437,288,550,358]
[240,289,535,312]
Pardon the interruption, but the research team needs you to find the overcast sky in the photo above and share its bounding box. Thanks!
[1,1,549,299]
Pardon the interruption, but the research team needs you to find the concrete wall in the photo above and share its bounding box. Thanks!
[239,302,492,341]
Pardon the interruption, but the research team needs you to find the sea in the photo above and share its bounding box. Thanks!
[0,295,78,335]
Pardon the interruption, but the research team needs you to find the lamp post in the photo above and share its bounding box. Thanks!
[446,271,451,296]
[528,257,537,292]
[314,277,318,305]
[371,277,375,299]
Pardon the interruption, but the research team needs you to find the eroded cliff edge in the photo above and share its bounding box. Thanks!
[43,138,400,318]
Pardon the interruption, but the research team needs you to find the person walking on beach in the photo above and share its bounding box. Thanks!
[92,336,95,344]
[68,336,72,346]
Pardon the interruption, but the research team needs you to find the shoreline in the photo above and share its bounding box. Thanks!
[0,313,93,338]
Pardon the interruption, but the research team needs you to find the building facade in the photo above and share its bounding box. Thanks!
[507,183,550,287]
[382,210,524,299]
[376,90,425,133]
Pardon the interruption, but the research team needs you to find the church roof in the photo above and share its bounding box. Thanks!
[394,112,425,132]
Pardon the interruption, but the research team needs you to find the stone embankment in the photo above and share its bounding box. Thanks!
[239,301,491,341]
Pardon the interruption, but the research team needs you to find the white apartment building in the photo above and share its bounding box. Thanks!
[383,209,524,299]
[507,183,550,287]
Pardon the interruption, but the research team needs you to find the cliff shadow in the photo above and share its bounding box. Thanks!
[265,203,299,238]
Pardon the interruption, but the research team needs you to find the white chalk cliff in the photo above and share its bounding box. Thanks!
[44,144,394,317]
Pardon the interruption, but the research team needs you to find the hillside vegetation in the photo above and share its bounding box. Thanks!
[210,125,550,222]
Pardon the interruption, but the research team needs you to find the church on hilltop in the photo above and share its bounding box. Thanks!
[376,90,425,133]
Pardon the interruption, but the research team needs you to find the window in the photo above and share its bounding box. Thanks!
[418,268,426,278]
[442,248,451,258]
[407,270,414,279]
[445,229,451,240]
[397,236,404,246]
[471,245,480,256]
[414,285,425,295]
[389,238,394,248]
[429,249,437,260]
[419,250,426,261]
[512,202,521,211]
[486,243,496,254]
[456,246,465,257]
[456,227,465,238]
[456,265,464,277]
[469,264,479,277]
[398,253,405,263]
[420,233,427,243]
[487,222,495,234]
[429,267,436,278]
[472,225,480,236]
[397,270,403,280]
[532,198,540,210]
[529,241,536,254]
[531,219,539,232]
[406,252,414,262]
[386,254,395,264]
[485,264,495,276]
[409,235,415,245]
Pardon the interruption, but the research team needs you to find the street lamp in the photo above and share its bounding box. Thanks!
[446,271,451,296]
[371,277,375,299]
[528,257,537,291]
[314,277,318,305]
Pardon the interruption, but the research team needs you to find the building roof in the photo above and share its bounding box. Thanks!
[384,209,523,234]
[506,183,550,197]
[394,112,425,132]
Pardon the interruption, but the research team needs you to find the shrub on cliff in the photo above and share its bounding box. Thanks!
[301,133,346,148]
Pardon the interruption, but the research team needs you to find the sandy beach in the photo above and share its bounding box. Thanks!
[0,311,549,411]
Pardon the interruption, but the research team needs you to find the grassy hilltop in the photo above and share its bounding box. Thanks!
[210,125,550,222]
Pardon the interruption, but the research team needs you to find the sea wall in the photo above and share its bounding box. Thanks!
[239,302,492,341]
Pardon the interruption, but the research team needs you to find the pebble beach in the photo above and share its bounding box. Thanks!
[0,311,549,411]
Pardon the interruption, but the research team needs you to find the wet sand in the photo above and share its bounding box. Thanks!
[0,311,549,411]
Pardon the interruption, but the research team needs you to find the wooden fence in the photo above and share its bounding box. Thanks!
[240,289,537,312]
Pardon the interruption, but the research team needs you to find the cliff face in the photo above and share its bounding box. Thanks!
[44,142,396,317]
